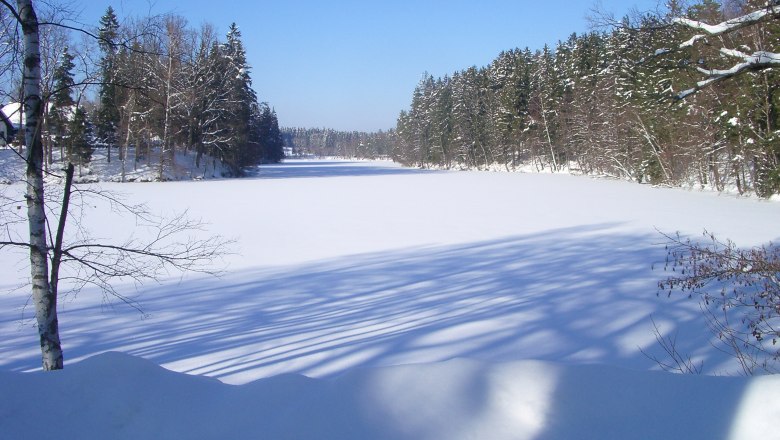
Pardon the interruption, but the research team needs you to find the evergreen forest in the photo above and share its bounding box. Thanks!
[1,6,285,179]
[393,0,780,196]
[282,127,396,159]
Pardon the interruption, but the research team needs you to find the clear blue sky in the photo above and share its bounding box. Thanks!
[76,0,661,132]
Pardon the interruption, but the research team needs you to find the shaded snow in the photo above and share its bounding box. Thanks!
[1,352,777,440]
[1,159,779,439]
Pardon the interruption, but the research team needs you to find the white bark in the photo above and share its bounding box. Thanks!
[18,0,63,370]
[539,97,558,172]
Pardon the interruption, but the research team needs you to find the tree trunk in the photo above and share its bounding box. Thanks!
[121,91,135,183]
[158,27,179,182]
[540,97,558,172]
[18,0,63,370]
[49,163,73,307]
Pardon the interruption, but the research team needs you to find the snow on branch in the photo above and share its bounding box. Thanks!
[678,51,780,99]
[671,2,780,100]
[674,7,776,38]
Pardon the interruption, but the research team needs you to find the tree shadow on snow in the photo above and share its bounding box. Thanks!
[1,224,733,385]
[0,219,762,439]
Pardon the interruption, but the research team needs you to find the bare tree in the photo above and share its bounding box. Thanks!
[0,0,65,371]
[659,231,780,374]
[0,5,21,106]
[640,317,704,375]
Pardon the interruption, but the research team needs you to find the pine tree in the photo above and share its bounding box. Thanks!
[251,103,284,163]
[390,1,779,195]
[489,49,530,169]
[450,68,480,167]
[195,23,258,174]
[182,24,216,170]
[404,74,435,167]
[96,6,120,162]
[431,76,453,167]
[66,106,92,170]
[200,39,231,167]
[223,23,255,172]
[48,46,75,159]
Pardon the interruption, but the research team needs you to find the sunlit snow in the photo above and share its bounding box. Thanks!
[1,159,779,439]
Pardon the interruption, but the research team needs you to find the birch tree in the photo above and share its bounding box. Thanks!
[8,0,64,370]
[530,45,563,171]
[154,16,187,180]
[0,0,229,370]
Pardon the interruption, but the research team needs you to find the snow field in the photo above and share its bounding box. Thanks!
[1,159,779,439]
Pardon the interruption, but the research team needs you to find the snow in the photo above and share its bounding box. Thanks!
[673,9,775,37]
[672,6,780,100]
[0,144,229,183]
[1,352,778,439]
[2,159,780,439]
[1,102,22,126]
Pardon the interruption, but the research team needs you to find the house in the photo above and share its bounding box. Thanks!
[0,107,16,146]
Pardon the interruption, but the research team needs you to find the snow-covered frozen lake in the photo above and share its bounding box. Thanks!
[2,159,779,439]
[2,159,779,381]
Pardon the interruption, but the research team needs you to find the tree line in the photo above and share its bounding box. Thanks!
[393,0,779,197]
[282,127,396,159]
[1,5,284,179]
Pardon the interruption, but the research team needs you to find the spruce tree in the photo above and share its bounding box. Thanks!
[253,104,285,164]
[48,47,76,158]
[67,106,92,169]
[224,23,255,172]
[96,6,120,162]
[431,76,453,167]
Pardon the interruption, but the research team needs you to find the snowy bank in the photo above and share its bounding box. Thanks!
[2,159,780,439]
[0,146,230,184]
[1,352,776,440]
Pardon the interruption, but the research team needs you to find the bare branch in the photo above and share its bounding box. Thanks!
[640,317,703,374]
[0,0,21,23]
[658,230,780,374]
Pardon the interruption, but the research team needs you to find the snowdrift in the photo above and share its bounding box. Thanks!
[1,352,776,440]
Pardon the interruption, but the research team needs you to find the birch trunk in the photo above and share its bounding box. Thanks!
[540,98,558,172]
[158,63,172,181]
[121,91,135,182]
[18,0,63,370]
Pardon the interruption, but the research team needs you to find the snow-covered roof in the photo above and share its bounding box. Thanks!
[1,102,22,127]
[0,107,15,143]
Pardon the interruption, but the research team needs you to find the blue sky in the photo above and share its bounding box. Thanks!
[77,0,660,132]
